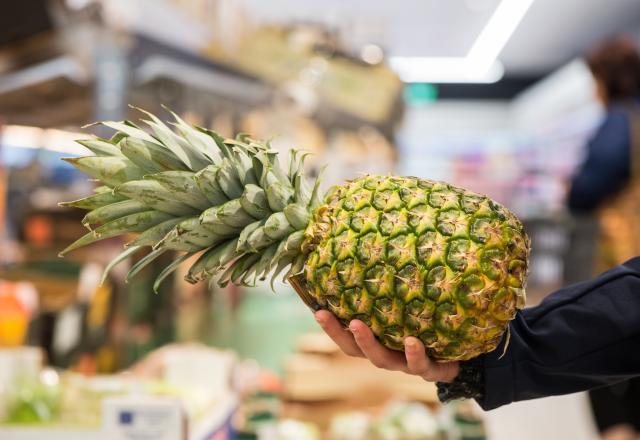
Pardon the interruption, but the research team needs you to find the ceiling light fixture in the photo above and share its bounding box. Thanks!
[389,0,534,83]
[361,44,385,65]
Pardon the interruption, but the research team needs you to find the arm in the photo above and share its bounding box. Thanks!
[315,257,640,410]
[567,109,630,211]
[478,256,640,410]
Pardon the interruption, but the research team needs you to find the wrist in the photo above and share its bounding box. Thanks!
[436,357,484,403]
[433,362,461,383]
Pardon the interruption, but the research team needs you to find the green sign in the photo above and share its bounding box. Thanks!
[404,83,438,105]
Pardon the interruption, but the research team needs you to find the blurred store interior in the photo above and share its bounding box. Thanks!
[1,0,640,439]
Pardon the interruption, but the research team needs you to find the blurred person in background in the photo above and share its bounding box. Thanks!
[567,36,640,440]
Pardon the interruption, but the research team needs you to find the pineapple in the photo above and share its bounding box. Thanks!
[60,110,530,361]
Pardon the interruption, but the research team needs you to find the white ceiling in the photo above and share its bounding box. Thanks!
[501,0,640,73]
[240,0,640,75]
[240,0,501,58]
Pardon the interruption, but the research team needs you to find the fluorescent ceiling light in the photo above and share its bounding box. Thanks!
[390,58,505,84]
[390,0,534,83]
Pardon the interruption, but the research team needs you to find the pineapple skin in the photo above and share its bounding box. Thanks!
[303,175,530,361]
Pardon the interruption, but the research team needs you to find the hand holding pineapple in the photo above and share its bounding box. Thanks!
[315,310,460,382]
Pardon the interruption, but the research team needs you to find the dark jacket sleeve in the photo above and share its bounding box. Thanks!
[478,257,640,411]
[567,108,631,212]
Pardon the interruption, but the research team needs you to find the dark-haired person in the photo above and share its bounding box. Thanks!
[313,36,640,435]
[569,36,640,214]
[567,36,640,440]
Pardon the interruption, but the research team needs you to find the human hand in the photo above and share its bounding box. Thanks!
[314,310,460,383]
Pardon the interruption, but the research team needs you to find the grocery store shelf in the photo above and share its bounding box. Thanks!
[0,394,238,440]
[0,56,87,95]
[0,427,98,440]
[134,55,271,105]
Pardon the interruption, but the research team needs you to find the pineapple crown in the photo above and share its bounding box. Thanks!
[60,107,324,291]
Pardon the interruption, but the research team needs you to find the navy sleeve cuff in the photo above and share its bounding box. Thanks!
[476,256,640,411]
[475,329,515,410]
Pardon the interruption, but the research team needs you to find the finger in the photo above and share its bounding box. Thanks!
[404,337,432,376]
[349,320,406,371]
[315,310,363,357]
[404,336,460,382]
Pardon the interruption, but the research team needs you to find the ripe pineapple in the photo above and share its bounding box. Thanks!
[61,110,530,361]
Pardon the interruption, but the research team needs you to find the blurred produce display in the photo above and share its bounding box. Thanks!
[5,371,61,425]
[329,401,445,440]
[0,344,238,437]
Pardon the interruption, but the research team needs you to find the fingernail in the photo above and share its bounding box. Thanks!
[405,339,417,349]
[349,322,359,333]
[314,314,324,325]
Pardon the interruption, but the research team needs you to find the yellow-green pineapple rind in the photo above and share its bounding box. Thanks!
[302,175,530,361]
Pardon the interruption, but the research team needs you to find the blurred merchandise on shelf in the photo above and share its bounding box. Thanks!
[4,367,61,425]
[398,60,602,221]
[397,58,603,294]
[0,282,36,347]
[262,419,320,440]
[0,344,238,439]
[208,25,403,125]
[449,400,487,440]
[233,391,281,438]
[329,401,447,440]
